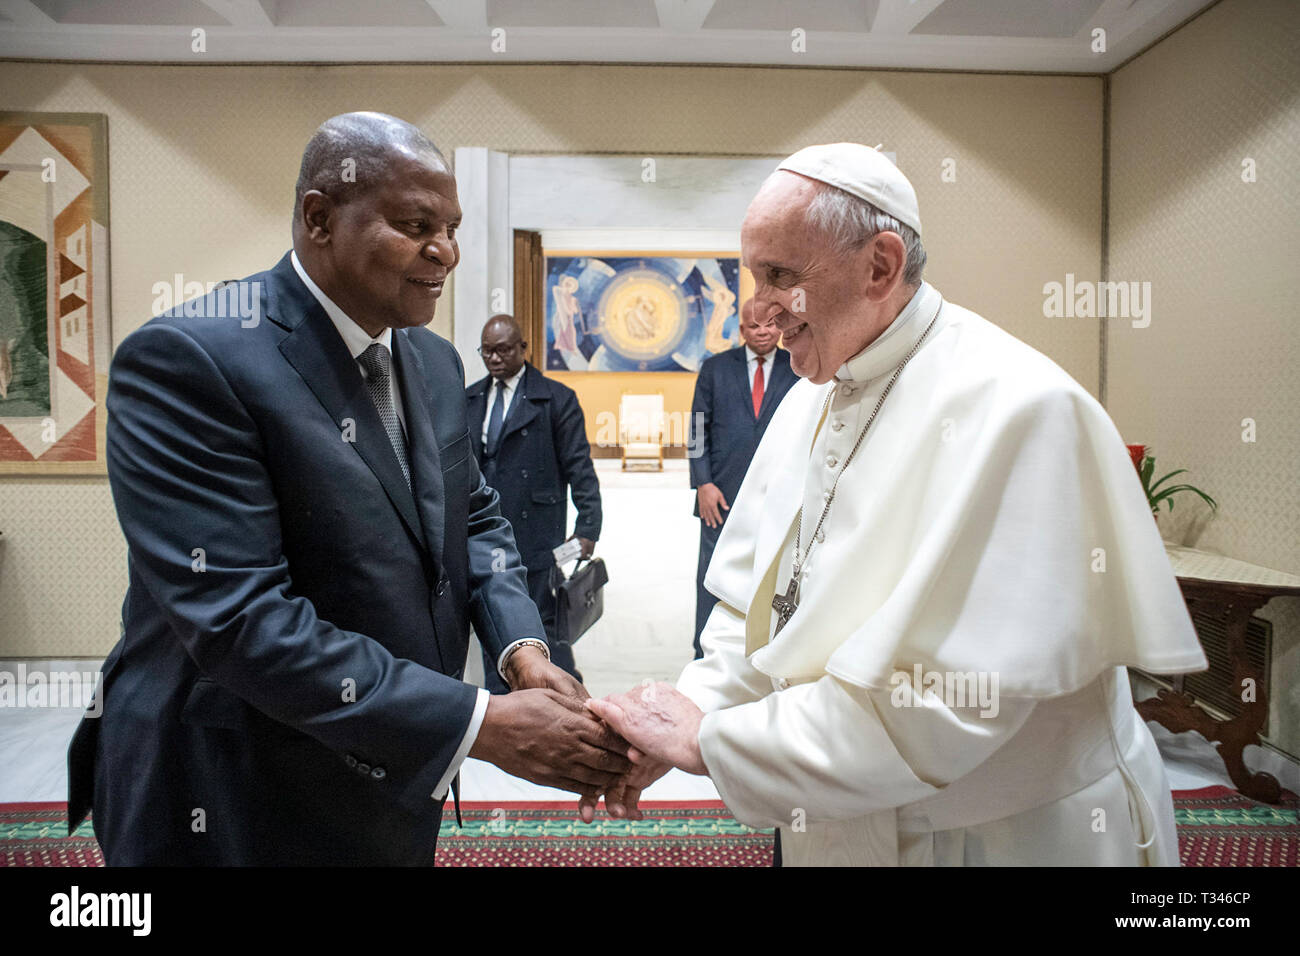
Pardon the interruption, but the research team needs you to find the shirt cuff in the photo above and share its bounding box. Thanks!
[431,687,490,801]
[495,637,550,682]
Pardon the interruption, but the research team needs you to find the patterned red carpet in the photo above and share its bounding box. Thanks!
[435,801,766,866]
[1173,786,1299,867]
[2,788,1295,867]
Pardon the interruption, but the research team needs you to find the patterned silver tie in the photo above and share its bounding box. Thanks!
[357,342,411,491]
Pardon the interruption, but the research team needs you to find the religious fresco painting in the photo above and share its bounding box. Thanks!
[544,253,748,373]
[0,112,111,474]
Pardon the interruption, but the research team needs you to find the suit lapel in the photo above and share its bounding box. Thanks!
[466,379,488,461]
[393,333,446,566]
[500,365,543,439]
[273,265,425,553]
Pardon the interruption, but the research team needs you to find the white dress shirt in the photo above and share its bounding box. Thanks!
[480,365,526,446]
[745,346,770,391]
[290,250,488,803]
[291,251,408,436]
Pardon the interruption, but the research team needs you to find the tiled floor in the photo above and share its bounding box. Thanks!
[3,461,1296,808]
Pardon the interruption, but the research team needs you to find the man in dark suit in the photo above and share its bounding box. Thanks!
[467,314,602,693]
[688,300,797,657]
[67,112,630,865]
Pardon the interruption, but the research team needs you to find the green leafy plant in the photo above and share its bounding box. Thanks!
[1136,452,1217,517]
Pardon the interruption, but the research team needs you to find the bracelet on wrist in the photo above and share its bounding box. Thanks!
[500,639,550,688]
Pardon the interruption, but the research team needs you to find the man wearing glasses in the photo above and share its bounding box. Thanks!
[467,314,602,691]
[687,300,796,658]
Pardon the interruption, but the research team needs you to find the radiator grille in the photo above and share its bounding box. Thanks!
[1141,613,1272,735]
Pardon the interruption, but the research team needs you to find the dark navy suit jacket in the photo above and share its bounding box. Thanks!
[688,346,797,514]
[67,252,543,865]
[466,363,601,571]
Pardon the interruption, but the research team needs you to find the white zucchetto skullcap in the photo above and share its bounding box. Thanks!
[776,143,922,238]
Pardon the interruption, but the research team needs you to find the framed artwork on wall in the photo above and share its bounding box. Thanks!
[0,111,111,475]
[543,251,750,372]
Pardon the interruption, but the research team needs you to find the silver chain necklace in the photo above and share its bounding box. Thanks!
[770,298,942,638]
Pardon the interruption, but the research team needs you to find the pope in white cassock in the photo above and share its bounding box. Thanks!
[582,143,1208,866]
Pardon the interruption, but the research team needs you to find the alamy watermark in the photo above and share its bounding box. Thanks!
[0,664,101,716]
[593,410,706,456]
[1042,273,1151,328]
[50,886,150,935]
[889,664,1000,718]
[151,275,261,328]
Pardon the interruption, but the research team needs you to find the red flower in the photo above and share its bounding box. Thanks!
[1126,444,1146,473]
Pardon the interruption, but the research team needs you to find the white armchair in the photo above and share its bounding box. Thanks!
[618,392,665,471]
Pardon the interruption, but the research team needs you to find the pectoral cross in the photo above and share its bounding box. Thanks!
[772,577,800,636]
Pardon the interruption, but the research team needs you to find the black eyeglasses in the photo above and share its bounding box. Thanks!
[478,345,521,359]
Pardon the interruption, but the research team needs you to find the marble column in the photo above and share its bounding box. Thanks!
[452,147,512,383]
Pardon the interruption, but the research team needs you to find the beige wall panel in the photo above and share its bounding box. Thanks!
[0,61,1101,655]
[1109,0,1300,755]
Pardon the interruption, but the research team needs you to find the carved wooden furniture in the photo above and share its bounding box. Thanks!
[1136,545,1300,804]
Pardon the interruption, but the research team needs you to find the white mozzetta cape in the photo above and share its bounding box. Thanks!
[677,282,1207,866]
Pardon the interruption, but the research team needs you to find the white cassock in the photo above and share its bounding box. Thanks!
[677,280,1208,866]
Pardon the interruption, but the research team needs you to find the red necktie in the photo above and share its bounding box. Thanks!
[752,355,765,417]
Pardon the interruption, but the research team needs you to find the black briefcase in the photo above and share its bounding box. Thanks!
[551,557,608,646]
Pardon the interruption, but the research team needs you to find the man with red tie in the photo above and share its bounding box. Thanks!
[687,301,797,657]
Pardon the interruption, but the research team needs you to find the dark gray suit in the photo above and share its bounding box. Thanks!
[68,252,543,865]
[466,363,601,690]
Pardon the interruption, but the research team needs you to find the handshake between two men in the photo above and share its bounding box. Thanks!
[469,642,707,822]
